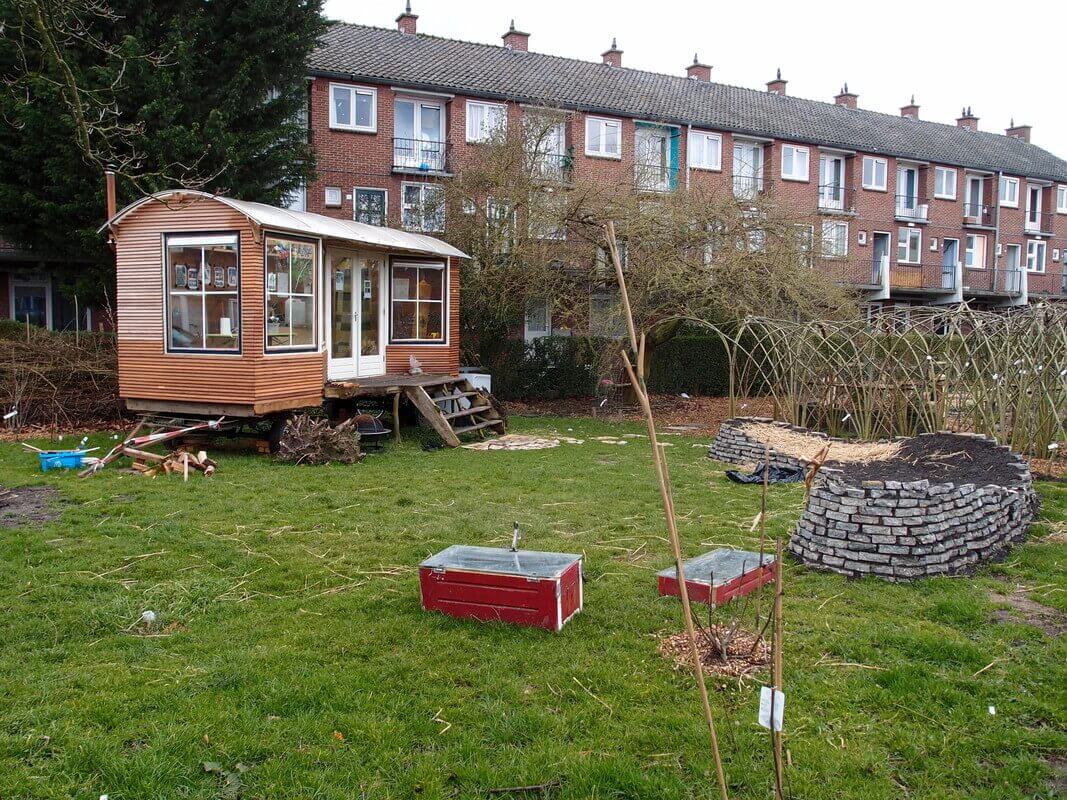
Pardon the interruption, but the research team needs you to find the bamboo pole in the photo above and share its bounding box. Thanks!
[608,222,729,800]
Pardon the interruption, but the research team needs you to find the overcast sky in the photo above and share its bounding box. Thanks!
[324,0,1067,158]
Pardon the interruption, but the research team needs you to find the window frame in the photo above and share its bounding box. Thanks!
[934,167,957,200]
[465,100,507,143]
[328,83,377,133]
[780,145,810,182]
[400,182,445,232]
[324,186,342,208]
[688,130,722,171]
[964,234,987,269]
[353,187,388,226]
[820,220,849,259]
[263,233,319,354]
[1057,185,1067,214]
[896,227,922,265]
[861,157,888,191]
[999,176,1020,207]
[585,116,623,159]
[388,259,449,345]
[1025,239,1046,273]
[162,231,242,355]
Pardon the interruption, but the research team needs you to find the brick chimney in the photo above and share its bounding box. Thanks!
[396,2,417,35]
[502,20,529,51]
[601,38,622,68]
[834,83,858,109]
[686,54,711,81]
[900,95,919,119]
[766,68,787,96]
[956,106,978,131]
[1006,119,1031,143]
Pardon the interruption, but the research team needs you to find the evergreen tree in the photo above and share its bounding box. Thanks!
[0,0,325,303]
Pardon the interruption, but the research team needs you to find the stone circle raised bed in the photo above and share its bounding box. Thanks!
[708,418,1039,583]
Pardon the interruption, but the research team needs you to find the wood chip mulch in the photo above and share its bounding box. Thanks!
[658,625,770,681]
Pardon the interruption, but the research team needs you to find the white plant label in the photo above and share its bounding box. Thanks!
[759,686,785,732]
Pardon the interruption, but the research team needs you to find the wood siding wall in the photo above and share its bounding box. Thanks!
[114,197,325,411]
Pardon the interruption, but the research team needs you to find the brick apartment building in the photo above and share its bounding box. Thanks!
[298,6,1067,336]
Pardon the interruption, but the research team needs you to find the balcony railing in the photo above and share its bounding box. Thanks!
[889,260,958,292]
[817,183,853,214]
[1000,267,1024,295]
[527,151,572,183]
[813,256,883,288]
[963,202,995,227]
[732,174,765,201]
[895,194,929,222]
[393,138,449,173]
[1025,267,1067,297]
[1024,210,1054,235]
[635,161,673,192]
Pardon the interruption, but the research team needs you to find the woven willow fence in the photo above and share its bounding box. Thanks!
[692,304,1066,457]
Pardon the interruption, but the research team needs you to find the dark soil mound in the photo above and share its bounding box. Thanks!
[0,485,62,527]
[836,434,1023,487]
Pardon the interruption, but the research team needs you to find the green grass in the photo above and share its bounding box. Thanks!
[1,416,1064,799]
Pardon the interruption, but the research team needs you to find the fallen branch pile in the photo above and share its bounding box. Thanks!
[276,414,361,465]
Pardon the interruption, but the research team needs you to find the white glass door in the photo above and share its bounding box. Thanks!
[819,156,844,209]
[965,177,982,219]
[328,252,357,380]
[357,256,385,376]
[395,99,445,171]
[328,251,385,380]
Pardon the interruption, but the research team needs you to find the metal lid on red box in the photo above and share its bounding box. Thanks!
[657,548,775,587]
[421,545,581,579]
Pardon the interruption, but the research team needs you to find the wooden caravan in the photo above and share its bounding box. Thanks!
[102,191,501,443]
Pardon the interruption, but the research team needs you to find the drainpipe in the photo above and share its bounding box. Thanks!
[104,165,117,220]
[993,170,1003,301]
[685,124,692,190]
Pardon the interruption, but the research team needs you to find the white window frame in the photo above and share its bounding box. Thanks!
[1026,239,1046,273]
[466,100,507,143]
[164,233,241,354]
[964,234,987,269]
[329,83,377,133]
[264,234,318,353]
[780,145,810,182]
[862,157,888,191]
[896,227,922,265]
[934,167,957,200]
[999,176,1019,207]
[353,187,388,226]
[400,182,445,232]
[1057,185,1067,214]
[688,130,722,171]
[10,273,54,330]
[585,116,622,159]
[324,186,342,208]
[820,220,849,258]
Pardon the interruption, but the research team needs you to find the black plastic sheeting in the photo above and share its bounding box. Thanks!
[724,461,806,484]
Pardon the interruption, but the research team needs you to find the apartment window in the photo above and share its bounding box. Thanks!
[733,141,764,199]
[821,220,848,258]
[1058,185,1067,213]
[780,145,809,182]
[466,100,507,143]
[524,298,552,341]
[635,125,673,191]
[1026,240,1046,273]
[862,157,887,191]
[265,236,316,351]
[486,197,515,252]
[528,191,567,240]
[524,114,568,180]
[354,188,387,226]
[401,183,445,232]
[329,84,376,132]
[586,117,622,158]
[394,98,446,171]
[795,224,814,267]
[391,262,446,342]
[897,228,922,264]
[324,186,342,208]
[819,155,846,210]
[689,130,722,171]
[964,234,986,269]
[165,234,240,352]
[999,176,1019,207]
[934,167,957,200]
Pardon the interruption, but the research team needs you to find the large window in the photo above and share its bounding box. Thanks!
[821,220,849,258]
[165,234,240,352]
[862,157,887,191]
[999,176,1019,207]
[1058,185,1067,214]
[265,236,316,351]
[401,183,445,232]
[780,145,809,182]
[1026,240,1046,273]
[897,228,922,264]
[466,100,506,143]
[391,262,446,342]
[585,117,622,158]
[688,130,722,171]
[329,84,376,132]
[354,188,387,226]
[934,167,957,200]
[964,234,986,269]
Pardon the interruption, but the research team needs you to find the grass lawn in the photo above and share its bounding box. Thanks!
[1,416,1064,799]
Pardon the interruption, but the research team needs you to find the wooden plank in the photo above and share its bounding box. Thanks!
[452,419,502,436]
[443,404,492,420]
[403,386,461,447]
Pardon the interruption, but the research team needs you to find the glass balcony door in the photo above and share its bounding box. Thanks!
[394,99,445,171]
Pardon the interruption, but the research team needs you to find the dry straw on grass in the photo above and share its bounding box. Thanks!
[739,422,901,463]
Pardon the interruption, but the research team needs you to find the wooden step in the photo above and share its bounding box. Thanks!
[432,390,479,403]
[452,419,505,436]
[443,404,492,420]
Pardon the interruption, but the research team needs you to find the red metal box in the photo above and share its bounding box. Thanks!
[658,549,777,606]
[419,545,583,631]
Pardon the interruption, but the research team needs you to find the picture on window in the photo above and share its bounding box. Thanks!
[165,234,240,352]
[265,235,317,350]
[391,263,446,342]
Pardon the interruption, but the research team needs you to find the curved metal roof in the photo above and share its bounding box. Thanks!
[101,190,468,259]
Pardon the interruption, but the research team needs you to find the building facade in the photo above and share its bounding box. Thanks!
[300,7,1067,335]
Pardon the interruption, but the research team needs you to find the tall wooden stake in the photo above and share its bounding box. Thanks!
[609,222,729,800]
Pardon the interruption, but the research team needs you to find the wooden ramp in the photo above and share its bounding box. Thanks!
[324,373,505,447]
